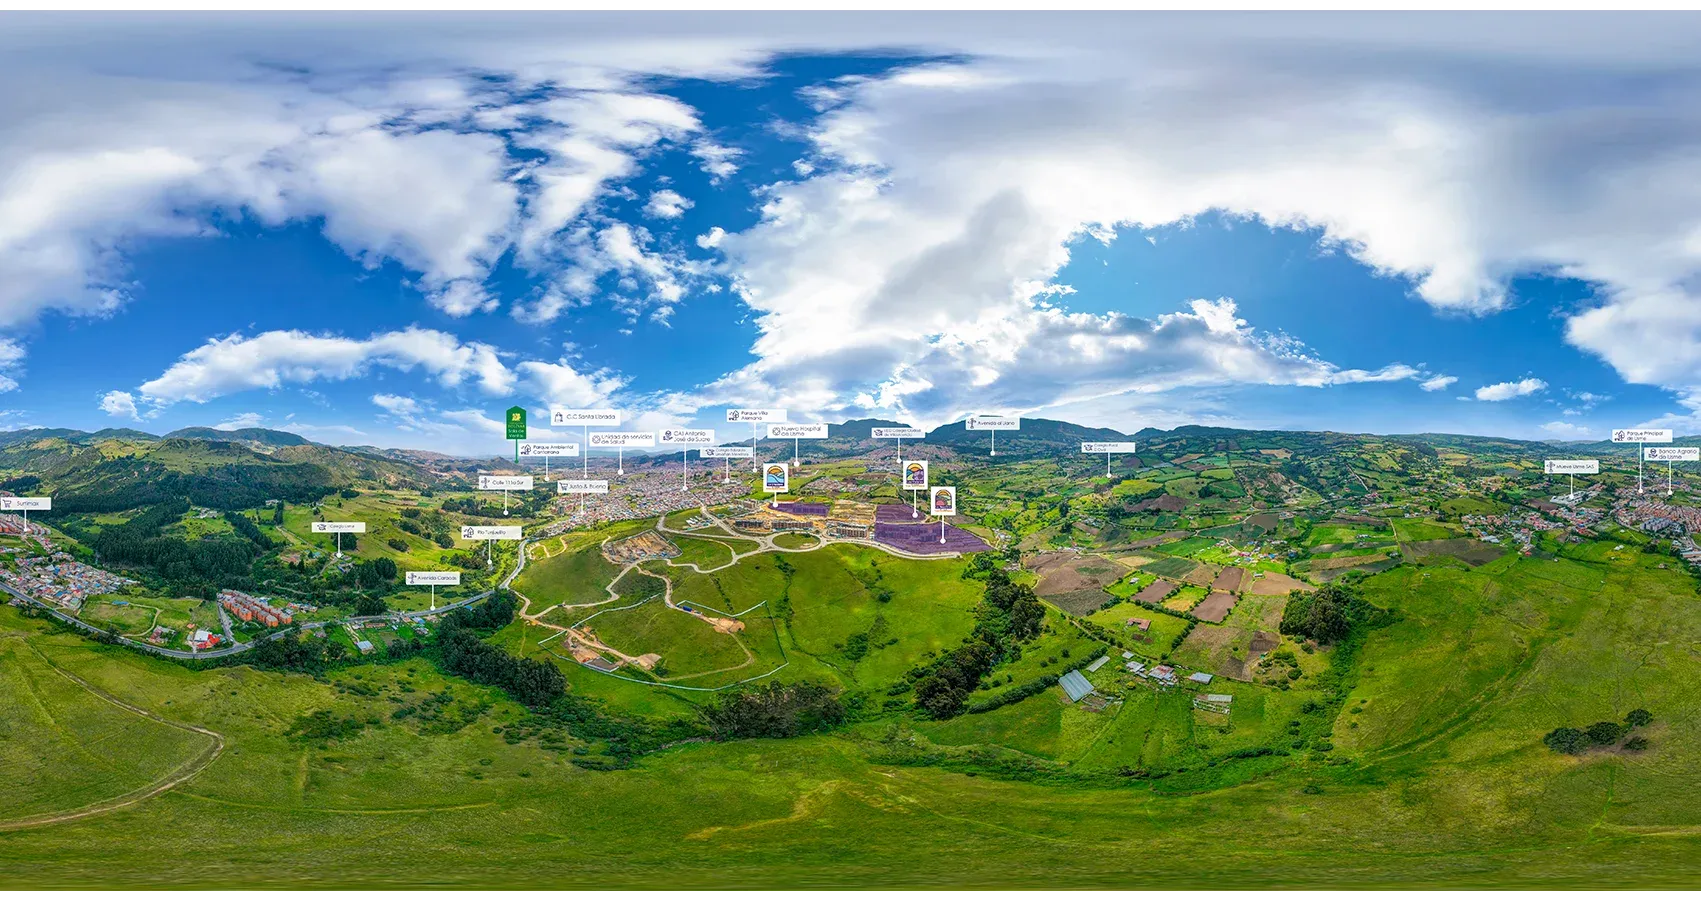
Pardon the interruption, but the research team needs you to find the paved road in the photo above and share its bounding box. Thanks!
[0,538,528,662]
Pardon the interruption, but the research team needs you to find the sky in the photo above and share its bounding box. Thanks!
[5,12,1701,455]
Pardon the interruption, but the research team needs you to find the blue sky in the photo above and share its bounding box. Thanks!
[4,14,1701,454]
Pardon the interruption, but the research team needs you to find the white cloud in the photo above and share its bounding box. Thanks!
[371,393,422,416]
[516,359,627,409]
[514,222,696,324]
[1541,420,1593,439]
[214,412,265,430]
[1329,364,1421,385]
[691,139,741,183]
[643,189,693,220]
[1562,389,1610,412]
[0,338,23,393]
[676,297,1420,427]
[14,18,1701,428]
[696,226,726,249]
[137,327,514,405]
[514,91,702,256]
[1474,378,1547,401]
[1420,375,1458,392]
[0,54,718,336]
[98,389,140,420]
[274,126,519,316]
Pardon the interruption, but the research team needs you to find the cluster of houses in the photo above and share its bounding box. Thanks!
[1463,511,1548,553]
[0,513,49,538]
[1212,536,1292,566]
[1610,494,1701,570]
[218,589,293,627]
[1061,650,1218,708]
[1617,495,1701,537]
[0,553,136,610]
[549,466,747,528]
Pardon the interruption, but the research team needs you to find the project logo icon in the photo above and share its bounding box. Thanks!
[931,486,957,516]
[763,463,789,493]
[901,460,929,490]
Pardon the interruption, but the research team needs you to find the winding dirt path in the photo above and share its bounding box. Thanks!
[0,646,225,832]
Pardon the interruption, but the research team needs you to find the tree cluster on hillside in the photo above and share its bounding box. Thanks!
[1544,709,1654,755]
[223,510,275,550]
[1279,582,1375,644]
[395,506,455,547]
[68,498,260,596]
[244,630,348,673]
[428,592,700,763]
[700,681,845,739]
[39,454,337,514]
[433,592,564,709]
[909,565,1047,719]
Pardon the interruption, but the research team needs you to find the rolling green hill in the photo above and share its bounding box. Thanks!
[0,432,428,514]
[5,415,1701,887]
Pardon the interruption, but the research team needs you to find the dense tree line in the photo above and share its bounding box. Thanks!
[434,592,565,708]
[0,474,41,492]
[223,510,276,550]
[700,681,845,739]
[244,630,348,673]
[70,498,260,594]
[910,566,1047,719]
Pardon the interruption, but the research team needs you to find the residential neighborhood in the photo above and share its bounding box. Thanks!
[0,552,136,611]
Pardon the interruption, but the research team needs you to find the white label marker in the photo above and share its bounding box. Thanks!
[590,431,655,476]
[874,427,924,481]
[0,496,49,531]
[1614,428,1673,493]
[901,459,929,519]
[1645,446,1699,495]
[406,570,461,610]
[729,409,787,473]
[461,524,522,569]
[478,474,534,516]
[762,462,789,506]
[702,445,755,483]
[661,429,715,492]
[1082,441,1138,478]
[766,423,829,470]
[1545,459,1599,504]
[312,520,366,557]
[966,415,1019,457]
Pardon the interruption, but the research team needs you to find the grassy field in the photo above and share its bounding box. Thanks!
[1303,523,1386,546]
[0,635,216,824]
[1154,535,1213,556]
[1086,601,1191,651]
[778,545,983,688]
[772,532,819,550]
[512,523,649,609]
[7,532,1701,887]
[1164,583,1208,612]
[667,533,741,570]
[580,599,752,677]
[76,594,218,637]
[275,492,485,573]
[1141,556,1197,579]
[1391,517,1459,543]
